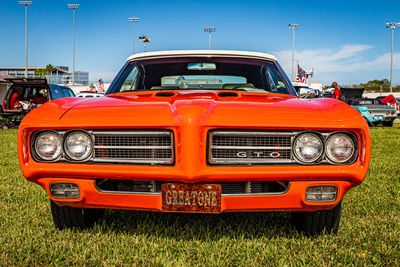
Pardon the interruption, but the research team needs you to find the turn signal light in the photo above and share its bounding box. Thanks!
[50,183,80,199]
[306,186,337,202]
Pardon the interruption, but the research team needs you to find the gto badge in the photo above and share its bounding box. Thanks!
[236,151,265,158]
[269,151,281,158]
[236,151,281,158]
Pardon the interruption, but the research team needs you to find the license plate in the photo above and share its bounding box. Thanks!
[375,116,382,120]
[162,183,221,213]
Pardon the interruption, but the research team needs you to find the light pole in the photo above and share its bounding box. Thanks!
[204,27,216,50]
[19,1,32,78]
[68,4,79,85]
[386,22,400,93]
[138,34,151,52]
[128,17,139,54]
[289,24,300,81]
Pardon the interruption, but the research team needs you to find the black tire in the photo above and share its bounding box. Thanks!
[291,202,342,235]
[382,121,393,127]
[50,200,104,230]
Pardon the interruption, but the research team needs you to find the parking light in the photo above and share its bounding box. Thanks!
[50,183,80,199]
[306,186,337,202]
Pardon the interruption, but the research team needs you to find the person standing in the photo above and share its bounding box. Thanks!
[331,82,340,99]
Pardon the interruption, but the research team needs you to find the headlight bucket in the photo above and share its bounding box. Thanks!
[293,132,324,163]
[63,131,93,161]
[33,131,62,161]
[325,133,355,163]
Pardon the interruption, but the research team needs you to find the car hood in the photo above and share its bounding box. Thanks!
[21,91,366,129]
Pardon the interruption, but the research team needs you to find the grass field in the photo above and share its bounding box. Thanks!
[0,127,399,266]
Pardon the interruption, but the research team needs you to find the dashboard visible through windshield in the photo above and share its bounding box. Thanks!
[108,57,296,95]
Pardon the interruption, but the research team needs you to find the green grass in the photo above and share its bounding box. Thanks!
[1,127,399,266]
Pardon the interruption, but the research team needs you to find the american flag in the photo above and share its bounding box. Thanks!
[96,79,105,93]
[295,64,306,83]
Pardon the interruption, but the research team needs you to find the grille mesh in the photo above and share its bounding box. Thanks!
[93,131,173,164]
[210,131,293,164]
[212,148,291,159]
[212,136,291,147]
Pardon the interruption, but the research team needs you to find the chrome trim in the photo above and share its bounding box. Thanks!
[211,158,294,164]
[92,158,173,164]
[93,145,171,149]
[94,181,162,195]
[211,145,291,150]
[94,181,291,196]
[92,131,171,136]
[222,182,291,196]
[209,130,294,165]
[92,130,174,165]
[211,131,294,137]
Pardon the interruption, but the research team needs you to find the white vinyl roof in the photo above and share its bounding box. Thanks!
[126,50,278,62]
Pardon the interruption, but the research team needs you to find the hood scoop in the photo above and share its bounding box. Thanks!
[154,91,177,97]
[217,91,239,97]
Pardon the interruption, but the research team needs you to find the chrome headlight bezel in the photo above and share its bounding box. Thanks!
[293,132,324,164]
[32,131,63,161]
[325,132,356,164]
[63,130,94,161]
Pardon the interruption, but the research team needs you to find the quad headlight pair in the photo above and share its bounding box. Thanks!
[33,131,93,161]
[293,132,356,164]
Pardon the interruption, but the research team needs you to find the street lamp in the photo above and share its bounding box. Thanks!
[289,24,300,81]
[138,34,151,52]
[68,3,79,85]
[204,27,216,50]
[128,17,139,54]
[19,1,32,78]
[386,22,400,93]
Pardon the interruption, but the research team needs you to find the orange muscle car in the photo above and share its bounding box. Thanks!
[17,50,371,234]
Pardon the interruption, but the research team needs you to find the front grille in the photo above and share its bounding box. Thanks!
[95,179,289,195]
[92,130,174,165]
[209,130,294,165]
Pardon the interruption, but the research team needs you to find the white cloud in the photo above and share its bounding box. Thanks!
[274,44,400,74]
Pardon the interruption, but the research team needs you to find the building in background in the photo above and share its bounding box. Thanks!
[0,66,89,85]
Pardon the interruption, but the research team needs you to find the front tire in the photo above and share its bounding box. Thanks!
[50,200,104,230]
[291,202,342,235]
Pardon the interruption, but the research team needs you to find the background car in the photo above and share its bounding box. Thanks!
[340,88,397,126]
[1,79,75,128]
[76,91,104,98]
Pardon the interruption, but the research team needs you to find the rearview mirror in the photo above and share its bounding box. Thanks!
[187,63,216,71]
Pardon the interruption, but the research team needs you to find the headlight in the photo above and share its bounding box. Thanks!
[64,131,93,160]
[325,133,355,163]
[294,133,323,163]
[34,131,62,161]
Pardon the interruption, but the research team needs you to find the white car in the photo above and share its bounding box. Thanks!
[76,91,104,98]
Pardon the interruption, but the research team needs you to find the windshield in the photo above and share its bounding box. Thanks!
[108,57,296,95]
[49,85,75,99]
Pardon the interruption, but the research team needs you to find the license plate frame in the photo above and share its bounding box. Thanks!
[161,183,221,213]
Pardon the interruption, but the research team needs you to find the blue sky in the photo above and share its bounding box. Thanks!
[1,0,400,85]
